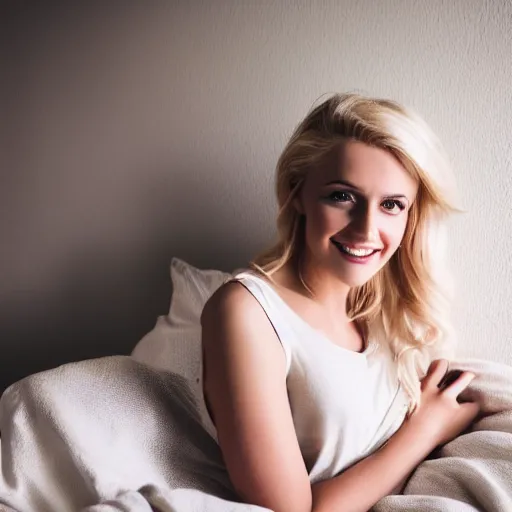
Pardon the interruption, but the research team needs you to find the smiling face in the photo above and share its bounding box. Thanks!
[295,139,419,288]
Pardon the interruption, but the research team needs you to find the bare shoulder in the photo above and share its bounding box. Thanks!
[201,279,262,325]
[201,279,284,375]
[200,279,311,512]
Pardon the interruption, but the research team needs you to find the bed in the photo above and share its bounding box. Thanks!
[0,259,511,511]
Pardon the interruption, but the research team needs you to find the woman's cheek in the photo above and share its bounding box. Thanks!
[322,207,347,232]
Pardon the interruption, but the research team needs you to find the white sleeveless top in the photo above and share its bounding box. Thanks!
[200,270,410,483]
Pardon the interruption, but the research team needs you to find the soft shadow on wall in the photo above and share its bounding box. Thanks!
[0,1,272,391]
[0,158,263,392]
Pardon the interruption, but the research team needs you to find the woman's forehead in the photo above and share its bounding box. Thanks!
[306,141,418,198]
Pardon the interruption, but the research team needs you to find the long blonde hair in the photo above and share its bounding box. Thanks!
[250,93,461,413]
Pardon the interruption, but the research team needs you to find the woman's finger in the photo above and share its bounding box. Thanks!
[438,369,464,390]
[423,359,449,388]
[443,371,475,399]
[457,401,481,430]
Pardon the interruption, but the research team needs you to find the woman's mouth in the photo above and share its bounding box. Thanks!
[331,240,381,264]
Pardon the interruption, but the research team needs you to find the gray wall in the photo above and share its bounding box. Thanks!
[1,0,511,391]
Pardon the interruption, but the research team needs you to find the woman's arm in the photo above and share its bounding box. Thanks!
[311,359,480,512]
[202,284,419,512]
[310,423,432,512]
[201,282,313,512]
[202,286,478,512]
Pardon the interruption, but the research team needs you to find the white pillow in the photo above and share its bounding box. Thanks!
[167,257,234,325]
[131,258,233,396]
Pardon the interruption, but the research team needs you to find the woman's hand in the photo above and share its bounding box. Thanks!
[309,358,480,512]
[403,359,480,448]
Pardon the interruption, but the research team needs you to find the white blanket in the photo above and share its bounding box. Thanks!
[0,356,511,511]
[374,358,512,512]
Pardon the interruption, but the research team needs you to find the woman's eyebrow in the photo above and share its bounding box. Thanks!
[324,179,409,202]
[383,194,409,201]
[325,179,360,190]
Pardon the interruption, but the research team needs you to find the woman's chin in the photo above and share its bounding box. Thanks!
[335,267,380,288]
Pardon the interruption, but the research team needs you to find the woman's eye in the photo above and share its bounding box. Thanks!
[382,199,405,213]
[328,190,355,203]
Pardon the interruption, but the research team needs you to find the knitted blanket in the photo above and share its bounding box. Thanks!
[0,356,510,511]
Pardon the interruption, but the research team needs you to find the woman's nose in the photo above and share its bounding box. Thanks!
[351,205,379,241]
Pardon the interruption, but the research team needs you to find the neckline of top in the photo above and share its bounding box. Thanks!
[234,270,374,358]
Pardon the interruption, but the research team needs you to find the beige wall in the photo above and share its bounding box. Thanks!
[1,0,511,390]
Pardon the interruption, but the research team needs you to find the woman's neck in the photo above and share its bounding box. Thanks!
[284,254,352,322]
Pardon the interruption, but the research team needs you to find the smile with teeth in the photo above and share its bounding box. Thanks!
[332,240,380,258]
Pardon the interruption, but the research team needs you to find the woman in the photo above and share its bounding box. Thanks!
[201,93,480,512]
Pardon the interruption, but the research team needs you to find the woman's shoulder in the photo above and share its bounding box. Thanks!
[201,276,263,327]
[201,272,288,374]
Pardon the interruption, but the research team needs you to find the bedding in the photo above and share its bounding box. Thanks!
[0,355,511,511]
[1,259,511,510]
[131,257,232,398]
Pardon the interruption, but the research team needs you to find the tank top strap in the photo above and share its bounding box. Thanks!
[228,271,292,374]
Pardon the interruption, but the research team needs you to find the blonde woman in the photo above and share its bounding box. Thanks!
[201,93,480,512]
